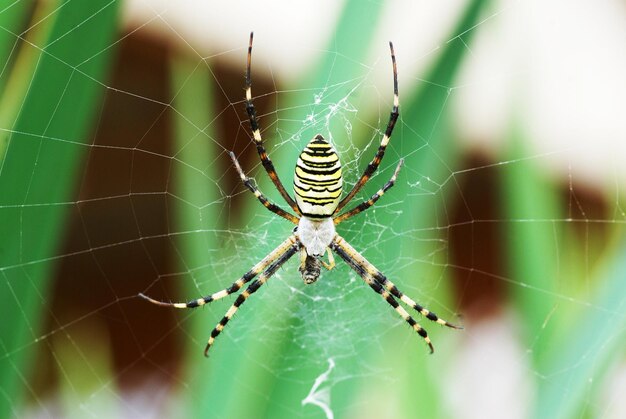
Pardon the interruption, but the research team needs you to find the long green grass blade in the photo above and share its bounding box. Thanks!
[55,318,119,418]
[502,122,561,363]
[167,50,231,416]
[0,1,119,416]
[0,1,32,96]
[383,1,490,415]
[533,239,626,419]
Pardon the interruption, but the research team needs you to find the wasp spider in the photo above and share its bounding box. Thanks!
[139,33,462,357]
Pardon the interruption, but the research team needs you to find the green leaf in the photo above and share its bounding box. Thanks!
[533,239,626,419]
[0,1,119,416]
[386,0,491,415]
[502,121,562,362]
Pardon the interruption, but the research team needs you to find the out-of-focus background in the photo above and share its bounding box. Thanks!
[1,0,625,418]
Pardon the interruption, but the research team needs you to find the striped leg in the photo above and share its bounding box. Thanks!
[204,237,300,356]
[333,159,403,225]
[245,32,301,215]
[138,235,299,309]
[334,41,399,214]
[331,236,435,353]
[373,273,462,329]
[229,152,299,224]
[332,235,461,329]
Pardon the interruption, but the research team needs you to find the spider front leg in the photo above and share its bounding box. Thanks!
[334,41,399,214]
[334,159,403,225]
[245,32,301,215]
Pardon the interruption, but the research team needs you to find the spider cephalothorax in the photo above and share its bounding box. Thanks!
[139,32,462,357]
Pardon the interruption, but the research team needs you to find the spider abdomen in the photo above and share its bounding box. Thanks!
[293,134,343,217]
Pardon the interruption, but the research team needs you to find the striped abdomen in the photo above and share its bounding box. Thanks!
[294,135,343,217]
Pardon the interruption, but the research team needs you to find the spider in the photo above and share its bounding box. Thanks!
[139,33,461,357]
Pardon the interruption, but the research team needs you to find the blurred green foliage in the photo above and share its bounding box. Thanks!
[0,1,119,417]
[0,0,624,418]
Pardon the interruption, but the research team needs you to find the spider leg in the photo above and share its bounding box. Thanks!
[245,32,301,215]
[321,248,335,271]
[229,152,299,224]
[299,248,307,271]
[334,41,399,214]
[332,235,461,330]
[204,237,300,356]
[333,159,403,225]
[138,235,299,309]
[331,236,434,353]
[373,273,462,329]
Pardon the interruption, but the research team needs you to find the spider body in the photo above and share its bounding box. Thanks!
[295,212,335,284]
[294,134,343,218]
[294,134,342,282]
[139,33,462,357]
[297,212,336,257]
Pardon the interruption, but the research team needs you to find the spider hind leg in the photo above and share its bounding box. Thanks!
[331,235,462,353]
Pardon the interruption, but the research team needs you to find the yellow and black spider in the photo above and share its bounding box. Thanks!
[139,33,461,357]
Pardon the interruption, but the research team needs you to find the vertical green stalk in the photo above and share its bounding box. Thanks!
[168,50,227,416]
[0,1,36,166]
[55,318,119,418]
[0,1,119,416]
[502,121,561,362]
[533,239,626,418]
[385,1,490,415]
[502,82,626,419]
[0,1,33,97]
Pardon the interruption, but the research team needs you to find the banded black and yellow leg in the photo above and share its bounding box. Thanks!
[334,159,403,225]
[373,273,462,329]
[334,41,399,214]
[204,237,300,356]
[245,32,301,215]
[138,235,299,309]
[331,235,461,329]
[229,152,299,224]
[331,238,434,353]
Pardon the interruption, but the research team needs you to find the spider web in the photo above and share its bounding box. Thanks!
[1,1,626,418]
